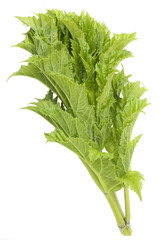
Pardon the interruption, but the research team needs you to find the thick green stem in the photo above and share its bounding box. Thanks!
[124,186,131,224]
[80,157,132,235]
[105,191,132,236]
[106,192,125,226]
[111,191,125,219]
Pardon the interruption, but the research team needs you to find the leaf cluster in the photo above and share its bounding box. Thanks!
[10,10,148,199]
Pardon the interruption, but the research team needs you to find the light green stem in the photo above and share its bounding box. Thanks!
[80,157,132,235]
[105,192,125,226]
[105,191,132,236]
[124,186,131,224]
[111,191,125,219]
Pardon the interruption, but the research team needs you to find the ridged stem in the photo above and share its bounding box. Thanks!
[124,185,131,224]
[105,191,132,236]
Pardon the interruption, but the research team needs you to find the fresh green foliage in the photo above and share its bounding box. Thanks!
[118,170,144,200]
[9,10,148,235]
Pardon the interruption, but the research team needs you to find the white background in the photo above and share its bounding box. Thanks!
[0,0,159,239]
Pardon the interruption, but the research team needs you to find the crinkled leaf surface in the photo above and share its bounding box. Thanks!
[9,10,148,198]
[118,171,144,200]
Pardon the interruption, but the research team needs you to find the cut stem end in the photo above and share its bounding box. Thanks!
[119,224,132,236]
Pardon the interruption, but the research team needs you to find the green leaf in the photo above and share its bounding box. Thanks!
[62,16,85,41]
[45,129,107,193]
[48,71,96,124]
[106,32,137,53]
[96,73,115,126]
[14,32,36,54]
[88,148,113,164]
[121,98,148,129]
[8,64,57,93]
[118,170,144,200]
[16,14,55,34]
[88,148,122,192]
[117,134,142,176]
[15,14,62,57]
[24,97,90,141]
[112,67,131,98]
[123,81,147,101]
[45,129,91,159]
[11,51,95,125]
[95,32,136,92]
[93,123,110,151]
[26,49,73,78]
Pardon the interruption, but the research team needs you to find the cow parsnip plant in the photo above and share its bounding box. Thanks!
[9,10,148,236]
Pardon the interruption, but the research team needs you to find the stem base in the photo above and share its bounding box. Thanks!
[119,224,132,236]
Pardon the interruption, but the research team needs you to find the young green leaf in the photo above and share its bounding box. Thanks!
[118,170,144,200]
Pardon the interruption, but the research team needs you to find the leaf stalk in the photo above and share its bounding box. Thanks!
[124,185,131,224]
[105,191,132,236]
